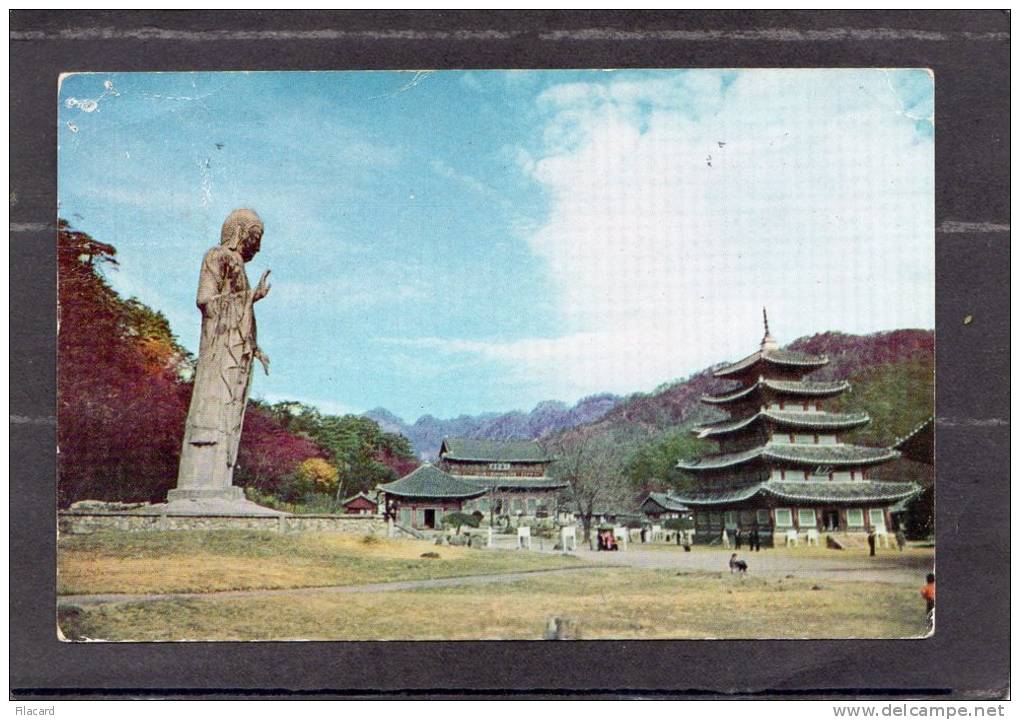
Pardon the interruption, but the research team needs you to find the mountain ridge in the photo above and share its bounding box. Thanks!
[365,329,934,458]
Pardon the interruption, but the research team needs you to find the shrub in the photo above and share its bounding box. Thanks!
[444,512,480,532]
[664,517,695,531]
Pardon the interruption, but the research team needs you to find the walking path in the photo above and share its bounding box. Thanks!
[544,546,933,585]
[57,565,599,607]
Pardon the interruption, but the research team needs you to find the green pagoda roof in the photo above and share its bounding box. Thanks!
[714,348,828,379]
[453,474,568,491]
[677,442,900,471]
[695,410,870,438]
[702,379,850,405]
[440,437,552,463]
[379,464,487,499]
[673,480,921,506]
[641,492,691,513]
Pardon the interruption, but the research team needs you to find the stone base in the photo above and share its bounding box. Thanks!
[166,486,245,502]
[143,486,288,517]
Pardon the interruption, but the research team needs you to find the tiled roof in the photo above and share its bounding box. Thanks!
[714,348,828,378]
[379,464,487,499]
[673,480,921,506]
[440,437,552,463]
[341,492,377,505]
[764,480,921,503]
[894,416,934,465]
[702,379,850,405]
[695,410,870,438]
[453,475,568,491]
[641,492,691,513]
[677,442,899,471]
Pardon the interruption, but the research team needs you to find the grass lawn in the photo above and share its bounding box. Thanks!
[57,530,582,595]
[58,567,931,641]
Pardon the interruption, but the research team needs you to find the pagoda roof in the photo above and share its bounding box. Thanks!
[673,480,921,506]
[440,437,552,463]
[695,410,870,438]
[453,474,568,491]
[379,464,487,499]
[677,442,900,471]
[714,348,828,379]
[702,379,850,405]
[893,416,934,465]
[641,492,691,513]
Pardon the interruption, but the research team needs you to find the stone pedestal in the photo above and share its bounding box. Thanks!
[166,486,245,503]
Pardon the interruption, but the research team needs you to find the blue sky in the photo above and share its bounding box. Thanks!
[58,69,934,421]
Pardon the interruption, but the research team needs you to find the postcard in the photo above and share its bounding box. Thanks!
[55,69,935,641]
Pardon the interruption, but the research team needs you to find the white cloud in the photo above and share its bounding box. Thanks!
[446,69,933,402]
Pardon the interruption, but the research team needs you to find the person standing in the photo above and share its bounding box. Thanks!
[895,529,907,552]
[867,528,877,557]
[750,528,760,552]
[734,528,743,550]
[921,573,936,620]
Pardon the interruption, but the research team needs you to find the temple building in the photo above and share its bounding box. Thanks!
[437,438,567,520]
[673,311,920,544]
[378,463,486,530]
[640,492,692,522]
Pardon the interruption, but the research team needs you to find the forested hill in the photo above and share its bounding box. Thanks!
[364,394,622,459]
[366,330,934,459]
[591,329,935,437]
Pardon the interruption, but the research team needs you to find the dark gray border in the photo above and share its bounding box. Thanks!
[10,10,1010,699]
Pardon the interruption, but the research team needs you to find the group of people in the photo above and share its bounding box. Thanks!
[724,528,762,551]
[596,529,619,551]
[866,528,909,556]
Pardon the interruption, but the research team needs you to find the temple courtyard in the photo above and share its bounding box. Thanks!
[57,530,934,641]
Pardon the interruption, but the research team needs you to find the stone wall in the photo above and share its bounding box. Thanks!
[58,511,386,536]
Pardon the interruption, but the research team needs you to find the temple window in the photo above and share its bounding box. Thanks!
[774,508,793,527]
[756,509,771,525]
[846,508,865,527]
[869,508,887,530]
[798,508,817,527]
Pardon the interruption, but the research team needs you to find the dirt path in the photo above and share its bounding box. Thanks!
[57,565,599,606]
[549,546,934,584]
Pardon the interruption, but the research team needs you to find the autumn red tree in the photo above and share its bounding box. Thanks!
[57,220,192,505]
[57,221,331,506]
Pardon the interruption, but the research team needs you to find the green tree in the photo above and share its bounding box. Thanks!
[623,428,709,493]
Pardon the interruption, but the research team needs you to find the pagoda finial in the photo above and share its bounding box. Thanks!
[760,306,778,351]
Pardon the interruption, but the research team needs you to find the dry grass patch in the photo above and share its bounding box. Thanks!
[58,530,581,595]
[59,567,930,641]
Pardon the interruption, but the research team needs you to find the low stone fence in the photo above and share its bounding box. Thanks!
[58,511,386,536]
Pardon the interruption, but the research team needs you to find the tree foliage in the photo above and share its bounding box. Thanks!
[57,221,337,507]
[543,428,632,548]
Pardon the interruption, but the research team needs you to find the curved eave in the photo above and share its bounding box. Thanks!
[671,480,922,506]
[762,481,922,504]
[698,411,871,436]
[678,443,900,472]
[695,411,870,439]
[714,351,829,379]
[443,455,554,464]
[763,445,901,467]
[701,379,850,406]
[380,486,486,500]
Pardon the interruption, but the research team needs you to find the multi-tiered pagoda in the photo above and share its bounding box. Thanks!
[674,311,920,545]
